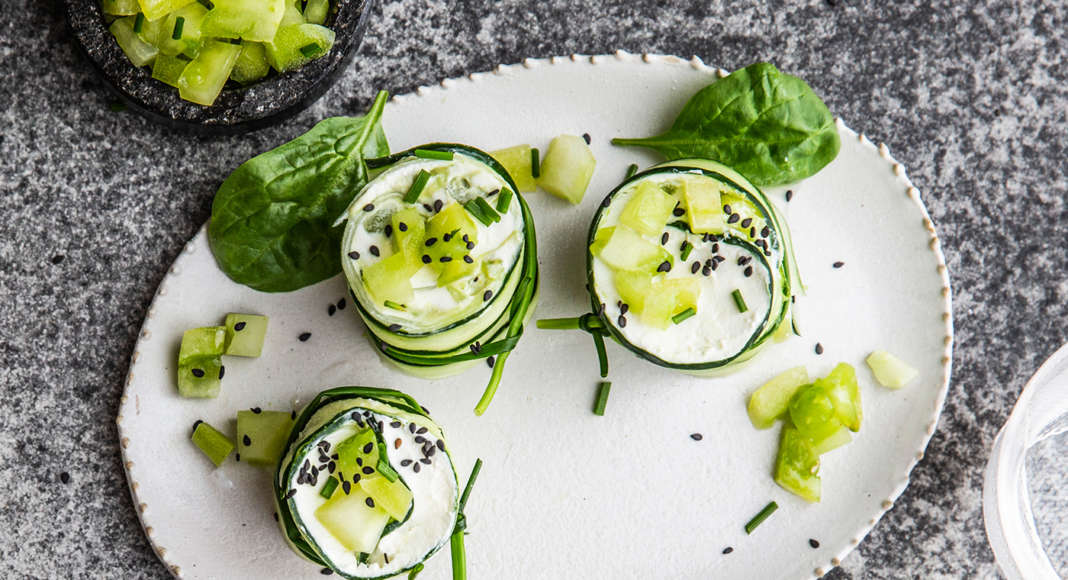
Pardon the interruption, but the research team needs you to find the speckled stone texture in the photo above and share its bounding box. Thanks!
[0,0,1065,578]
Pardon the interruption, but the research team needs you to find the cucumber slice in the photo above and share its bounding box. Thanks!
[157,3,208,58]
[179,326,227,362]
[177,356,222,398]
[618,180,676,237]
[774,423,821,503]
[236,410,293,466]
[230,41,270,84]
[136,0,196,21]
[191,421,233,466]
[362,253,416,305]
[264,23,335,73]
[489,145,536,193]
[537,134,596,204]
[224,313,268,357]
[151,53,189,88]
[592,226,671,273]
[866,350,918,389]
[359,475,413,521]
[815,362,862,431]
[303,0,330,25]
[177,40,241,106]
[683,178,724,234]
[102,0,141,16]
[109,16,158,67]
[200,0,286,42]
[314,486,391,553]
[811,425,852,455]
[747,366,809,429]
[787,383,842,441]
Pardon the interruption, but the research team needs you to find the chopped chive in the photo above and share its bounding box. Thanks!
[495,188,513,213]
[731,289,748,313]
[403,169,431,204]
[679,241,692,261]
[414,148,453,160]
[319,477,339,499]
[744,501,778,534]
[451,459,482,580]
[458,458,482,512]
[384,300,406,311]
[530,148,541,178]
[474,197,501,223]
[463,199,492,226]
[299,43,321,58]
[625,163,639,179]
[171,16,185,40]
[592,331,608,378]
[133,13,145,33]
[671,307,696,325]
[593,381,612,416]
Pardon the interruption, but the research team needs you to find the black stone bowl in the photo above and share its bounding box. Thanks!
[65,0,373,134]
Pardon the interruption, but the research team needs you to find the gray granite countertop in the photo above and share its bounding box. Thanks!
[1,0,1065,578]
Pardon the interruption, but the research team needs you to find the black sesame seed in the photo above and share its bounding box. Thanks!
[690,433,703,441]
[417,426,428,434]
[363,203,374,212]
[709,261,718,271]
[363,442,374,454]
[744,266,753,277]
[299,332,312,342]
[833,261,845,269]
[251,407,262,414]
[672,207,685,217]
[737,256,751,266]
[398,222,408,232]
[234,321,247,331]
[601,196,611,208]
[425,237,438,247]
[420,457,431,464]
[273,512,278,522]
[235,453,241,462]
[466,241,476,251]
[401,459,413,466]
[483,290,493,301]
[342,481,351,494]
[722,546,733,555]
[439,256,452,263]
[284,489,297,499]
[443,233,452,242]
[383,225,393,237]
[433,199,444,212]
[328,304,336,316]
[422,203,433,212]
[691,262,701,274]
[487,356,495,368]
[413,462,421,473]
[362,466,374,475]
[321,567,334,575]
[59,472,71,484]
[487,188,500,197]
[815,343,824,355]
[192,419,203,432]
[462,234,470,243]
[723,204,731,213]
[727,213,740,224]
[337,298,346,310]
[218,366,225,379]
[352,473,361,483]
[421,254,432,264]
[582,133,591,144]
[365,497,375,508]
[661,232,669,245]
[409,423,416,433]
[749,227,756,238]
[191,368,205,378]
[243,434,251,446]
[740,217,752,228]
[369,245,380,257]
[617,315,627,328]
[415,435,426,444]
[702,266,712,276]
[436,440,446,451]
[620,303,630,315]
[711,243,719,253]
[657,261,671,273]
[785,190,794,202]
[463,255,474,264]
[809,539,820,549]
[51,254,65,264]
[761,226,771,238]
[291,410,297,420]
[390,421,402,428]
[388,323,401,332]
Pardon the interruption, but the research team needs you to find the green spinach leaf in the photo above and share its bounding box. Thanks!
[208,90,390,292]
[612,62,840,186]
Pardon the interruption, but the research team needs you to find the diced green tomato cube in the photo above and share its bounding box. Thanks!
[811,425,852,455]
[200,0,286,42]
[136,14,167,45]
[747,366,810,429]
[618,181,677,237]
[177,40,241,106]
[230,42,271,84]
[426,202,477,262]
[224,313,268,357]
[280,0,306,26]
[179,326,227,363]
[661,277,700,313]
[537,134,596,204]
[236,410,293,466]
[102,0,141,16]
[109,16,158,67]
[177,356,222,398]
[362,253,416,305]
[787,383,842,440]
[303,0,330,25]
[638,277,700,329]
[593,226,671,273]
[589,226,614,258]
[158,3,208,58]
[315,486,391,553]
[774,424,821,503]
[265,23,335,73]
[136,0,196,21]
[336,429,378,479]
[152,54,189,88]
[438,256,479,286]
[191,421,233,467]
[391,208,427,268]
[489,144,536,193]
[613,270,652,315]
[641,290,676,330]
[359,475,413,521]
[683,179,725,234]
[816,363,862,431]
[866,350,918,390]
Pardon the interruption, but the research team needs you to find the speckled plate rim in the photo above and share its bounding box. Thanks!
[116,51,954,579]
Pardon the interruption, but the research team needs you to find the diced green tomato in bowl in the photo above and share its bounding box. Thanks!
[136,0,196,21]
[265,23,335,73]
[102,0,141,16]
[303,0,331,25]
[537,134,596,204]
[489,144,536,193]
[200,0,286,42]
[866,350,918,389]
[157,3,208,58]
[177,41,241,106]
[230,42,270,84]
[747,366,810,429]
[152,54,189,87]
[109,16,158,67]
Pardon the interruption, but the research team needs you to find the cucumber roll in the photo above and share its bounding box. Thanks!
[275,387,459,578]
[543,159,799,375]
[340,144,539,414]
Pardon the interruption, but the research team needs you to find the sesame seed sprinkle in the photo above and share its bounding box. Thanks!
[657,261,671,273]
[59,472,71,484]
[741,218,752,228]
[727,213,740,224]
[833,261,845,268]
[673,207,685,217]
[388,324,401,332]
[384,225,393,237]
[328,304,336,316]
[661,232,669,245]
[362,466,374,475]
[299,332,311,342]
[421,254,432,264]
[809,539,820,548]
[439,256,452,263]
[234,321,247,331]
[617,315,627,328]
[722,546,733,555]
[191,368,205,378]
[433,199,443,212]
[342,481,351,495]
[363,204,374,212]
[425,237,438,247]
[785,190,794,202]
[582,133,591,144]
[723,204,732,213]
[620,303,629,315]
[483,290,493,301]
[365,497,375,508]
[691,261,701,274]
[413,462,421,473]
[690,433,703,441]
[243,434,251,446]
[487,356,495,368]
[815,343,824,355]
[744,266,753,277]
[398,222,408,232]
[369,245,380,257]
[401,459,413,466]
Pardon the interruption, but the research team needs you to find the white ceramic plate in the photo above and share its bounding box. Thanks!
[118,53,953,580]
